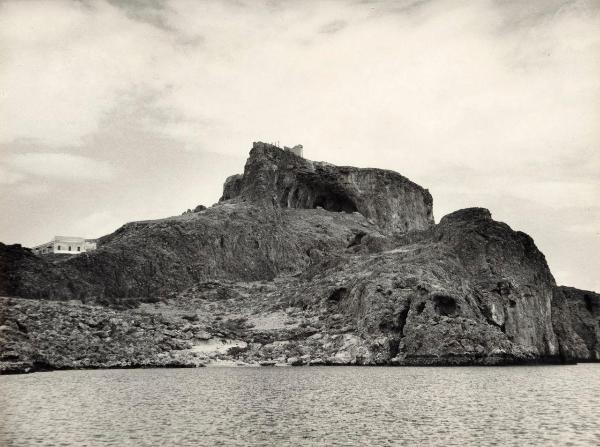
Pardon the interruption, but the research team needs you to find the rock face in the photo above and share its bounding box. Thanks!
[0,141,598,373]
[1,206,383,302]
[221,142,434,233]
[287,207,561,365]
[551,286,600,361]
[0,243,89,301]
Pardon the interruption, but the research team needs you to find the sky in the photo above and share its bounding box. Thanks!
[0,0,599,291]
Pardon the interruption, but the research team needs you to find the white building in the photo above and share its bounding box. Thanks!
[31,236,97,255]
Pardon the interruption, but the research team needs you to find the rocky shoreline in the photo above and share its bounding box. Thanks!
[2,278,597,375]
[1,143,599,374]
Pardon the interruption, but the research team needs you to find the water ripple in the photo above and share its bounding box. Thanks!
[1,365,599,446]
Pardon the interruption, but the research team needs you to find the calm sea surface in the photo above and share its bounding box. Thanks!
[1,365,599,446]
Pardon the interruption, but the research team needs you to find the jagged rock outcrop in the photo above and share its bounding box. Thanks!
[0,141,598,373]
[220,142,434,233]
[285,207,561,365]
[220,174,244,201]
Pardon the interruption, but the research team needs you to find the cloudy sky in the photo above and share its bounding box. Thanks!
[1,0,599,291]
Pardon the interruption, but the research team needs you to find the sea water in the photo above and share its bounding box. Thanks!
[1,365,599,446]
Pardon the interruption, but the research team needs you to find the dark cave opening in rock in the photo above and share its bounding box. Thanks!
[433,295,458,317]
[313,192,358,213]
[328,287,349,303]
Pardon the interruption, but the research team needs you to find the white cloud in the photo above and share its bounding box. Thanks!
[567,222,600,235]
[507,180,599,210]
[66,210,123,239]
[7,153,115,181]
[10,183,51,197]
[0,0,174,146]
[0,165,25,184]
[1,0,598,163]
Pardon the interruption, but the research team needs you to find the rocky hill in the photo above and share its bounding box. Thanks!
[221,142,434,232]
[1,142,598,373]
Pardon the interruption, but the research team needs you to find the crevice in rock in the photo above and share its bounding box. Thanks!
[280,187,292,207]
[396,305,410,335]
[433,295,458,317]
[347,231,366,248]
[379,303,410,334]
[388,337,401,358]
[15,320,28,334]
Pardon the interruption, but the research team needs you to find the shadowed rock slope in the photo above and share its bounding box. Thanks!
[1,205,383,302]
[1,142,598,373]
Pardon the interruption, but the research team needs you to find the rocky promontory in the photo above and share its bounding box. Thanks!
[221,142,434,232]
[1,142,598,373]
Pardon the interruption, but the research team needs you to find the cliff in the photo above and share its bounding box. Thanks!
[221,142,434,232]
[551,286,600,361]
[0,142,598,373]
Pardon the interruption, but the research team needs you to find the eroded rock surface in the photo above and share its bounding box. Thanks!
[221,142,434,232]
[552,286,600,361]
[1,206,383,302]
[0,142,597,373]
